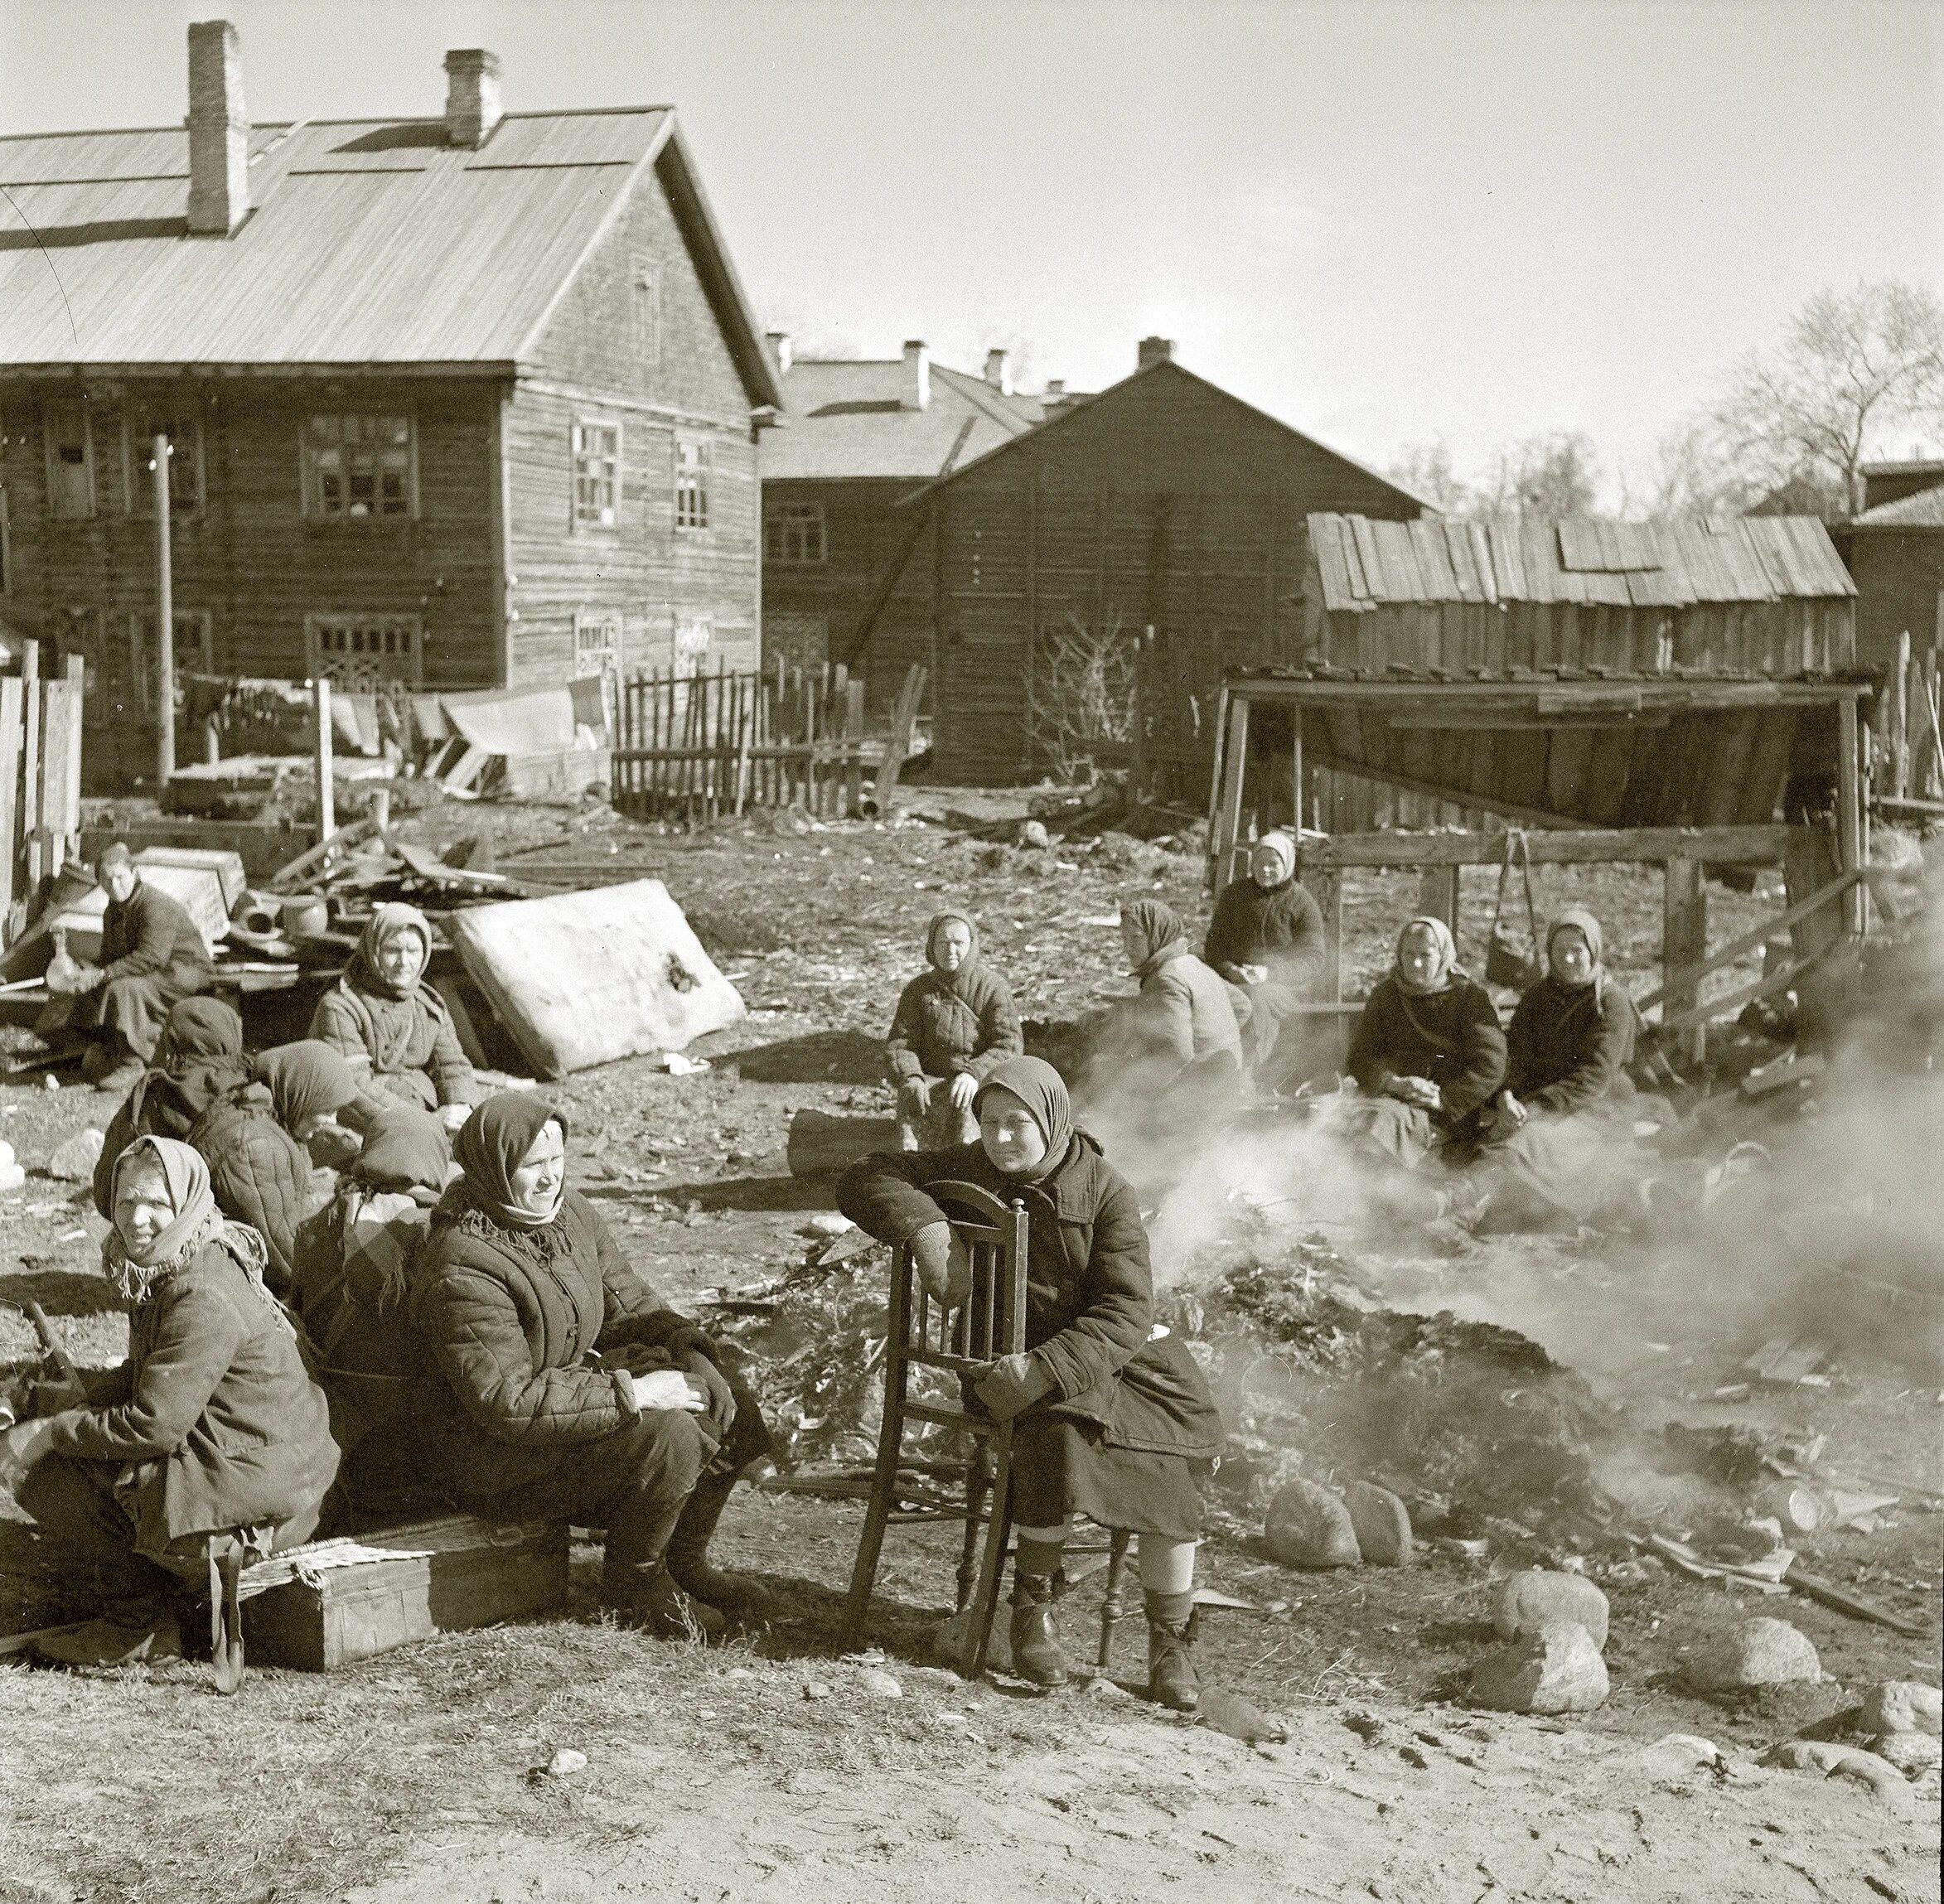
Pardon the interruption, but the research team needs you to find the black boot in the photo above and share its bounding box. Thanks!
[664,1471,772,1616]
[1145,1590,1201,1712]
[1008,1570,1070,1688]
[602,1559,726,1639]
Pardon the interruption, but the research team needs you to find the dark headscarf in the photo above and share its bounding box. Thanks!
[453,1092,567,1230]
[1120,898,1187,978]
[974,1056,1075,1184]
[254,1041,360,1134]
[923,910,983,1000]
[351,1109,455,1196]
[352,902,434,1001]
[139,998,252,1138]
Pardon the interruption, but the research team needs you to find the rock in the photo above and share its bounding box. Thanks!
[1639,1732,1724,1772]
[0,1162,22,1193]
[1196,1686,1289,1745]
[1688,1617,1821,1692]
[805,1211,854,1238]
[545,1748,587,1778]
[1265,1479,1362,1569]
[1873,1732,1942,1774]
[46,1127,104,1182]
[1861,1680,1942,1739]
[931,1607,1011,1673]
[860,1669,903,1699]
[802,1680,833,1700]
[1762,1739,1908,1800]
[1492,1568,1610,1651]
[1469,1621,1609,1716]
[1016,819,1050,851]
[1341,1481,1413,1567]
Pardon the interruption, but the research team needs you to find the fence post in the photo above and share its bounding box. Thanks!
[1662,857,1706,1066]
[312,676,336,845]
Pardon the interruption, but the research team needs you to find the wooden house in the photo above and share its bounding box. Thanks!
[1845,460,1944,672]
[0,26,781,786]
[844,341,1429,790]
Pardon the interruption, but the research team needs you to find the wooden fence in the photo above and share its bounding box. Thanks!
[1872,631,1944,815]
[1,644,86,935]
[611,662,873,822]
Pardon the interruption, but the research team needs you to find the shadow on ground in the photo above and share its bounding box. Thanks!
[733,1031,886,1085]
[0,1268,123,1321]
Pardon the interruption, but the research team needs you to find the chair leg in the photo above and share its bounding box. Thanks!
[842,1355,909,1650]
[955,1441,992,1612]
[1095,1528,1133,1676]
[964,1424,1013,1681]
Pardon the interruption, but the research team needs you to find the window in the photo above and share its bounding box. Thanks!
[303,415,416,521]
[305,614,423,690]
[574,611,623,730]
[572,419,620,529]
[765,501,825,566]
[44,402,94,519]
[631,258,661,367]
[675,436,709,530]
[674,615,713,674]
[128,611,214,713]
[128,408,204,515]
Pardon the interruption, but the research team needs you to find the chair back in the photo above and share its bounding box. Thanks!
[890,1179,1028,1377]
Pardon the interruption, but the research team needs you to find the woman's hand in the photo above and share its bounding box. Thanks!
[903,1075,932,1113]
[630,1370,707,1414]
[0,1418,56,1491]
[973,1353,1053,1422]
[909,1221,972,1307]
[947,1071,979,1112]
[1386,1075,1441,1111]
[438,1102,472,1133]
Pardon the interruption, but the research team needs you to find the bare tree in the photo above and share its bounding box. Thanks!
[1026,608,1138,782]
[1476,431,1603,521]
[1705,278,1944,514]
[1622,415,1765,521]
[1386,438,1473,515]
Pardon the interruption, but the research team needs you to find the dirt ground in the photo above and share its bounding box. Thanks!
[0,788,1937,1903]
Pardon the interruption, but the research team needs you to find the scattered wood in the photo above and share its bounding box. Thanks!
[1782,1563,1929,1637]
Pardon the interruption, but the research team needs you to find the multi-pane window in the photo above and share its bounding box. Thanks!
[675,615,713,672]
[44,403,94,519]
[129,611,213,711]
[765,501,825,566]
[632,258,661,367]
[306,614,423,690]
[128,408,204,515]
[573,419,620,529]
[304,415,416,520]
[675,437,709,530]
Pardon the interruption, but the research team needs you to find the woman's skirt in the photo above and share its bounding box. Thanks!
[1008,1417,1206,1540]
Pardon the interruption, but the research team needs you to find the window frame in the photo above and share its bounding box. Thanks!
[675,434,711,533]
[303,612,425,689]
[571,416,622,532]
[43,401,94,520]
[631,256,662,370]
[125,406,206,517]
[302,413,420,524]
[127,608,215,714]
[765,500,827,567]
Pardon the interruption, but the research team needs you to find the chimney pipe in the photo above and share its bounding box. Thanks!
[186,20,249,237]
[1045,379,1066,398]
[984,348,1012,395]
[444,48,504,149]
[766,330,793,376]
[902,340,930,411]
[1137,336,1175,370]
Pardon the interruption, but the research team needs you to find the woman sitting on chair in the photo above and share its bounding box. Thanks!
[884,909,1023,1151]
[837,1055,1225,1712]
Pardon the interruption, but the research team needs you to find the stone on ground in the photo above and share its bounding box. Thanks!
[1762,1739,1909,1801]
[1469,1620,1609,1715]
[931,1605,1012,1674]
[1265,1479,1361,1569]
[1341,1481,1413,1567]
[1491,1568,1611,1651]
[1872,1732,1942,1773]
[1688,1616,1821,1692]
[46,1126,104,1182]
[1860,1680,1942,1739]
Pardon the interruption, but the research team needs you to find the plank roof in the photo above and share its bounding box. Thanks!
[1308,512,1855,611]
[0,110,781,401]
[1852,484,1944,529]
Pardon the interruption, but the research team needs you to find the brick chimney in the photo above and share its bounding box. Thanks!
[186,20,249,237]
[902,340,930,410]
[984,348,1013,395]
[1137,336,1175,370]
[766,330,793,375]
[444,48,504,148]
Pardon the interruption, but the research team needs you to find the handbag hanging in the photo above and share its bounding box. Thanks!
[1484,829,1543,991]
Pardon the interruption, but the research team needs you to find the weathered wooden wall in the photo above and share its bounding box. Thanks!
[1847,525,1944,675]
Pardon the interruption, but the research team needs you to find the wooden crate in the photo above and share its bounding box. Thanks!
[244,1515,569,1672]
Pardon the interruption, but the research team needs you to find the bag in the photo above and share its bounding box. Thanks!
[1485,832,1543,991]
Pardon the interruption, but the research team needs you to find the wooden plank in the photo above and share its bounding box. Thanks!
[20,643,41,890]
[1302,824,1792,871]
[1836,695,1864,935]
[1662,858,1707,1063]
[1633,867,1861,1015]
[0,677,22,925]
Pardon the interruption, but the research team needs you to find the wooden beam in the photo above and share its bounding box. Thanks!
[1209,691,1250,895]
[1663,857,1707,1064]
[1299,824,1792,870]
[1301,748,1587,830]
[1633,867,1861,1015]
[311,677,336,846]
[1417,864,1459,931]
[1836,693,1864,935]
[1227,675,1870,711]
[1381,708,1671,731]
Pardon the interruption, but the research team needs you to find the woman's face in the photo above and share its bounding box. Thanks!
[378,930,427,990]
[931,920,972,973]
[1396,925,1445,992]
[979,1090,1047,1177]
[114,1161,175,1252]
[508,1119,566,1212]
[1250,843,1290,888]
[1550,928,1595,987]
[1119,916,1144,968]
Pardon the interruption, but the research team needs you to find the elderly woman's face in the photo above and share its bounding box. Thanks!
[1250,842,1290,888]
[931,920,972,972]
[378,930,427,990]
[1550,928,1595,987]
[114,1161,175,1251]
[1397,925,1445,992]
[979,1088,1047,1177]
[509,1119,566,1213]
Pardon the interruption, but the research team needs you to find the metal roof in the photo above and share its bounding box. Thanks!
[759,359,1045,482]
[1307,512,1855,612]
[0,110,781,402]
[1852,484,1944,529]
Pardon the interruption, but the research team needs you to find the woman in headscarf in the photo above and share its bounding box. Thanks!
[1202,832,1327,1080]
[1344,916,1507,1170]
[1112,898,1245,1076]
[310,903,476,1131]
[409,1095,774,1630]
[837,1056,1226,1713]
[885,910,1023,1150]
[256,1039,365,1169]
[0,1137,338,1680]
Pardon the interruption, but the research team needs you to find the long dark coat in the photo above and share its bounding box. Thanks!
[311,979,476,1114]
[1505,977,1638,1114]
[836,1136,1223,1460]
[1347,974,1507,1130]
[1202,877,1327,989]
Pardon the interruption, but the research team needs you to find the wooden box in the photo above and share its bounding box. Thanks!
[244,1515,570,1671]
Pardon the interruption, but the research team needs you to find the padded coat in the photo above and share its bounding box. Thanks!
[311,979,476,1114]
[1202,877,1327,989]
[1127,947,1244,1070]
[1347,974,1507,1128]
[884,959,1023,1085]
[1506,976,1639,1115]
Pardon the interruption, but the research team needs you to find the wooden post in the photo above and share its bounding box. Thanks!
[1208,689,1249,893]
[844,674,864,819]
[1893,630,1911,799]
[20,640,41,890]
[0,675,22,930]
[1417,865,1460,934]
[1662,857,1707,1065]
[1290,705,1303,835]
[152,433,176,786]
[312,676,336,846]
[1311,866,1343,1008]
[1836,692,1864,935]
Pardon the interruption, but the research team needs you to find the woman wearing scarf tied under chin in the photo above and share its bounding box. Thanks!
[0,1138,337,1684]
[838,1056,1225,1713]
[409,1095,773,1633]
[1345,916,1507,1171]
[884,910,1023,1151]
[311,904,476,1132]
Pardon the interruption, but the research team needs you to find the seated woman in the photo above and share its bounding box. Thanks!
[885,910,1023,1151]
[37,843,214,1086]
[311,904,476,1132]
[0,1137,338,1676]
[257,1038,366,1172]
[837,1056,1226,1712]
[409,1095,772,1630]
[1110,899,1244,1079]
[1344,917,1506,1170]
[1202,832,1326,1079]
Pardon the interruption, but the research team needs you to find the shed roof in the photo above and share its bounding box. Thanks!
[1307,512,1855,612]
[0,110,781,402]
[1852,484,1944,529]
[760,358,1045,482]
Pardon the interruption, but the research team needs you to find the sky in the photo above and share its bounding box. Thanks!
[2,0,1937,498]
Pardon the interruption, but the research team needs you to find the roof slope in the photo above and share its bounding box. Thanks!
[0,110,780,399]
[1308,512,1856,612]
[1852,484,1944,529]
[760,358,1045,481]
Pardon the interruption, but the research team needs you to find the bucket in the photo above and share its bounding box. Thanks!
[231,889,283,935]
[280,895,329,938]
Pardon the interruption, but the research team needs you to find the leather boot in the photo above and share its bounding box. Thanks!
[602,1562,726,1640]
[1144,1590,1201,1713]
[664,1471,772,1617]
[1008,1570,1069,1688]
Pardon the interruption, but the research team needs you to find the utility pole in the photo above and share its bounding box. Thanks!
[152,432,176,786]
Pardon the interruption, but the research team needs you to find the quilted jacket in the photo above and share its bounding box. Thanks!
[310,979,476,1114]
[884,961,1022,1085]
[98,881,214,993]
